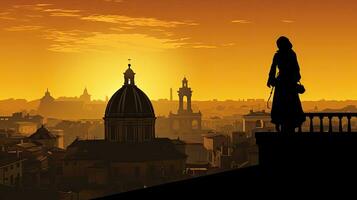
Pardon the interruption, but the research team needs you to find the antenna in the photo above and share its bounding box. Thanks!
[128,58,132,68]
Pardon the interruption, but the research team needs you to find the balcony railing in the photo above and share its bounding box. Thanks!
[298,112,357,133]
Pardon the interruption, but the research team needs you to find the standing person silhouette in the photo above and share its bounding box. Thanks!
[267,36,306,133]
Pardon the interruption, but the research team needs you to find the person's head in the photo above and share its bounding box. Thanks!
[276,36,293,50]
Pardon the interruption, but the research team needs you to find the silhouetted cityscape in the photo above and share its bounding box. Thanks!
[2,61,357,199]
[3,0,357,199]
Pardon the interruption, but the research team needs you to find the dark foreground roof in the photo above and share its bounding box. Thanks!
[96,131,357,198]
[0,186,62,200]
[65,138,187,162]
[29,125,56,140]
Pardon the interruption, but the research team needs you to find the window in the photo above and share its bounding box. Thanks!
[16,163,20,168]
[10,165,13,170]
[4,167,7,172]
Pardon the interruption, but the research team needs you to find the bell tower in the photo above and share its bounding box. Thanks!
[169,77,202,134]
[178,77,192,114]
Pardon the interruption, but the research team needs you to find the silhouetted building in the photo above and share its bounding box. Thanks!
[104,64,155,143]
[169,78,202,134]
[0,112,43,136]
[0,151,24,187]
[203,133,229,168]
[79,88,91,103]
[37,88,106,120]
[41,89,55,104]
[183,143,209,175]
[13,141,49,188]
[62,63,186,190]
[28,125,61,149]
[242,110,274,136]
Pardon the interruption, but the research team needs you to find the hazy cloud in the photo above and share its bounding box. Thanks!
[4,25,42,31]
[281,20,295,23]
[13,4,50,10]
[7,3,209,53]
[222,43,235,47]
[0,12,15,20]
[103,0,123,2]
[43,9,81,13]
[43,30,186,53]
[192,45,217,49]
[81,15,198,28]
[49,12,81,17]
[41,8,82,17]
[35,4,53,7]
[231,19,252,24]
[12,4,82,18]
[26,14,43,18]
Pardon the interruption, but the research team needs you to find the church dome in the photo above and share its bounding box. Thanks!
[105,64,155,118]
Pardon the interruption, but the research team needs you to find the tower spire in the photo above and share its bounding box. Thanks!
[124,59,135,85]
[128,58,131,68]
[182,77,188,88]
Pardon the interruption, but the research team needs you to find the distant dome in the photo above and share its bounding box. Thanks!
[105,64,155,118]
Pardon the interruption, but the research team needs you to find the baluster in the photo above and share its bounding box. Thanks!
[338,115,343,132]
[319,115,324,132]
[328,115,333,133]
[347,115,352,133]
[309,115,314,132]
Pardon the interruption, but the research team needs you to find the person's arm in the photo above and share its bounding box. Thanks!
[293,52,301,82]
[267,53,278,87]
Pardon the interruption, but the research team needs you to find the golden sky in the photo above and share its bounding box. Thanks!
[1,0,357,101]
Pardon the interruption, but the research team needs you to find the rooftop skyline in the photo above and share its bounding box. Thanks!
[1,0,357,101]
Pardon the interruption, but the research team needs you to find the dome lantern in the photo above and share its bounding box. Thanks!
[124,62,135,85]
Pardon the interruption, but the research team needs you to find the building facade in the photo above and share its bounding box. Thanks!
[0,152,24,187]
[242,110,275,136]
[168,78,202,134]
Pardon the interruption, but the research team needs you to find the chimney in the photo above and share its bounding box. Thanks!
[170,88,173,101]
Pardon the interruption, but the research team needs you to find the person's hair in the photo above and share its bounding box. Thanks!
[276,36,293,50]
